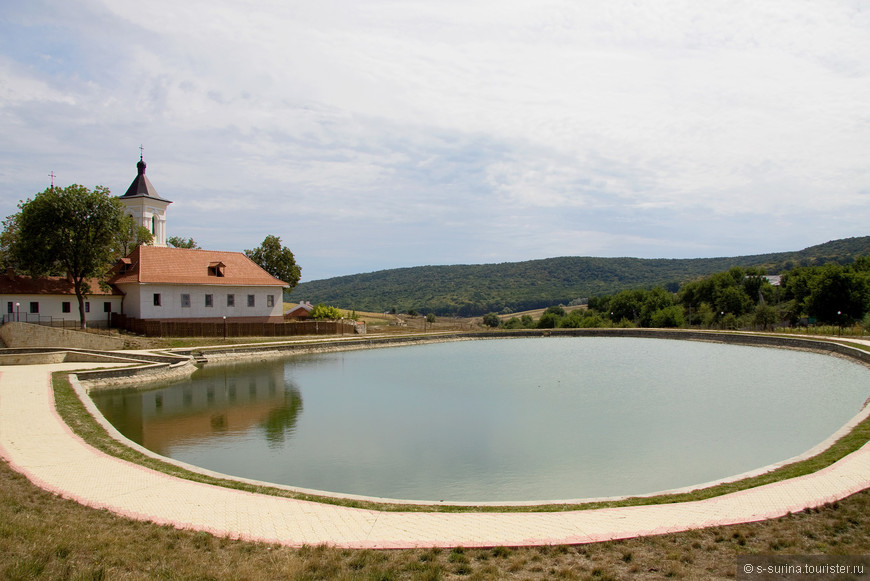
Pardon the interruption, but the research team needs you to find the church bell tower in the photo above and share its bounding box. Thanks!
[118,151,172,247]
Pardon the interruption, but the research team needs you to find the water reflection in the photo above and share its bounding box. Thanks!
[93,362,303,455]
[90,339,870,501]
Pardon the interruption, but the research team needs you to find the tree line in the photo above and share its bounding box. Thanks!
[291,237,870,317]
[489,260,870,331]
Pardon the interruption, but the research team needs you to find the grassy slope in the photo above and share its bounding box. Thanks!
[289,236,870,316]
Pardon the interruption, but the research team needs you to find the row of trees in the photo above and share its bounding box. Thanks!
[1,184,301,328]
[487,261,870,331]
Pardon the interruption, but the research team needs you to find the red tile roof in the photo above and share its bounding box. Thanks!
[109,246,288,287]
[0,272,122,296]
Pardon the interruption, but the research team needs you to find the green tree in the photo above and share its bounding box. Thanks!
[114,214,153,258]
[502,317,523,329]
[649,305,684,328]
[167,235,200,249]
[0,213,20,270]
[244,235,301,290]
[805,265,869,324]
[608,289,645,325]
[544,305,566,317]
[310,304,343,320]
[714,285,753,316]
[481,312,501,327]
[8,184,126,328]
[639,288,676,326]
[753,303,779,331]
[536,311,560,328]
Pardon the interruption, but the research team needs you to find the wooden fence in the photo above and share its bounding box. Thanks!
[112,315,362,338]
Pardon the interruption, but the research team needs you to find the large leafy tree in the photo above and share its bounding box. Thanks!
[244,234,301,290]
[167,235,200,249]
[7,184,126,328]
[114,213,153,258]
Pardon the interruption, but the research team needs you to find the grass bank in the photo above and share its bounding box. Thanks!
[3,456,870,580]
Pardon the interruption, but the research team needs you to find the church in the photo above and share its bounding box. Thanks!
[1,156,288,326]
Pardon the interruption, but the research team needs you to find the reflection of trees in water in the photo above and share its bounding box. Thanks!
[261,385,304,446]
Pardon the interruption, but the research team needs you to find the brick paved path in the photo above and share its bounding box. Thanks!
[2,362,869,548]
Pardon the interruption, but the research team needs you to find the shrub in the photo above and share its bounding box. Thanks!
[481,313,500,327]
[310,304,344,320]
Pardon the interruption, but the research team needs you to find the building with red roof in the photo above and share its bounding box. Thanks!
[1,270,123,327]
[2,156,288,326]
[108,245,288,322]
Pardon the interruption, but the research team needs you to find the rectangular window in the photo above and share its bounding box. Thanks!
[6,302,12,314]
[29,302,39,314]
[62,302,71,313]
[267,295,275,308]
[153,293,161,307]
[205,294,213,308]
[181,294,191,308]
[103,302,111,313]
[227,294,235,307]
[247,294,255,308]
[85,302,90,313]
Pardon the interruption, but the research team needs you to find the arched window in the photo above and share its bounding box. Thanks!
[151,215,156,235]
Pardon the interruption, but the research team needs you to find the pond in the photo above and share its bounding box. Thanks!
[91,337,870,503]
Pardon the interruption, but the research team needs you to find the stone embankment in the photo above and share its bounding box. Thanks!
[0,321,126,350]
[4,328,869,391]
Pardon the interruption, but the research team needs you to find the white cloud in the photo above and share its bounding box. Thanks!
[1,0,869,279]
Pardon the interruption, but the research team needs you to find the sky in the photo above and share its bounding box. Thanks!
[1,1,869,281]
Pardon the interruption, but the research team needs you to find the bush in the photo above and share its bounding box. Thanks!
[537,312,559,329]
[481,313,501,327]
[310,304,344,320]
[502,317,524,329]
[649,306,685,328]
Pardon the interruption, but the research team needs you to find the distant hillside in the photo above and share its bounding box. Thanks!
[288,236,870,317]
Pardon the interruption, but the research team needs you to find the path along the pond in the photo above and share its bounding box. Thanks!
[1,359,870,549]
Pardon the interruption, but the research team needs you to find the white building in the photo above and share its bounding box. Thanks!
[2,155,287,327]
[108,155,288,323]
[109,245,287,323]
[0,271,123,327]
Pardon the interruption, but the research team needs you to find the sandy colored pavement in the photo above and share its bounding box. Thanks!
[2,361,870,548]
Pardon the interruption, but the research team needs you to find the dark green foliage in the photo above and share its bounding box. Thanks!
[6,184,126,328]
[244,234,301,290]
[167,235,200,249]
[781,261,870,324]
[481,313,500,327]
[289,237,870,316]
[559,258,870,329]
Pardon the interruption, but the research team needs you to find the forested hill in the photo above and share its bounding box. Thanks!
[287,236,870,317]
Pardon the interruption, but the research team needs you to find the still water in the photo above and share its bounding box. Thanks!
[91,337,870,502]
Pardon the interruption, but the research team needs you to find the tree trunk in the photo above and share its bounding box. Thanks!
[73,279,87,329]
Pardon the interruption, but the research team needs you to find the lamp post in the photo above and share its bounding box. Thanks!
[223,316,227,339]
[838,311,842,337]
[16,302,20,323]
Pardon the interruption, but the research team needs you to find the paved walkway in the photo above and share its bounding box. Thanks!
[2,361,870,549]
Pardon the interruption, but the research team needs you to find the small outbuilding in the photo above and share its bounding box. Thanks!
[285,301,314,320]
